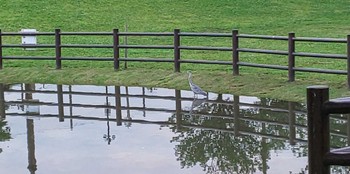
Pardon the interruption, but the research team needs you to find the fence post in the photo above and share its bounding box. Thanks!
[26,118,37,173]
[115,86,122,126]
[55,29,61,69]
[288,32,295,82]
[288,101,296,145]
[113,29,120,70]
[232,29,239,75]
[175,89,182,131]
[348,115,350,143]
[0,84,5,119]
[142,87,146,117]
[307,85,330,174]
[174,29,180,72]
[347,35,350,89]
[57,84,64,122]
[0,29,2,70]
[69,85,73,130]
[233,95,240,136]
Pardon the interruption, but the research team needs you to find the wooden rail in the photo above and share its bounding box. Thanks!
[0,29,349,87]
[307,86,350,173]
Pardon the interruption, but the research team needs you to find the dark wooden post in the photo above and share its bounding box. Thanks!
[57,85,64,122]
[233,95,240,136]
[347,115,350,143]
[232,30,239,75]
[125,87,131,120]
[174,29,180,72]
[175,89,182,131]
[115,86,122,126]
[0,29,3,70]
[261,125,268,174]
[142,87,146,117]
[288,101,296,145]
[113,29,120,70]
[26,118,37,174]
[288,32,295,82]
[69,85,73,130]
[0,84,5,119]
[347,35,350,89]
[55,29,61,69]
[24,84,33,100]
[307,85,330,174]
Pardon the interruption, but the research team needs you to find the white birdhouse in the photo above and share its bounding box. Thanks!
[21,29,37,50]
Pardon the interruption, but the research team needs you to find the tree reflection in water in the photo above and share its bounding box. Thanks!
[0,120,11,143]
[167,93,350,173]
[0,84,11,153]
[168,94,311,174]
[171,129,265,173]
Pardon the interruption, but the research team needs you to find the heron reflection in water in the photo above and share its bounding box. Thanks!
[187,71,208,98]
[189,97,207,115]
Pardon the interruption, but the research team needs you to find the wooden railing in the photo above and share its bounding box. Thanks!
[0,29,349,86]
[307,85,350,174]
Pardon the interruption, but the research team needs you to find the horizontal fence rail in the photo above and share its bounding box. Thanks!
[0,29,349,87]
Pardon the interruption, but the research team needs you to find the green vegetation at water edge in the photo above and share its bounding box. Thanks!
[0,67,349,103]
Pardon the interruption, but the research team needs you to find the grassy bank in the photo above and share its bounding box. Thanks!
[0,67,349,103]
[0,0,350,102]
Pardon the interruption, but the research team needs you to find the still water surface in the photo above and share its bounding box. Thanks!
[0,84,349,174]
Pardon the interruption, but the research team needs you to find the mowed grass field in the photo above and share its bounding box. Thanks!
[0,0,350,102]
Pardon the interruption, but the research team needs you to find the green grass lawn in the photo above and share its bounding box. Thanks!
[0,0,350,102]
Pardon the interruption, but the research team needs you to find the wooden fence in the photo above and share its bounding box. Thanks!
[0,29,349,86]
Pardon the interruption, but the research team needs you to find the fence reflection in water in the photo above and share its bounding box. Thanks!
[0,83,350,173]
[1,84,306,140]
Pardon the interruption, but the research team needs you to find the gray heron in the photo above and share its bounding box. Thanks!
[187,71,207,98]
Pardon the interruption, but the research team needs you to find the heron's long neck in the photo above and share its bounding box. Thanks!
[188,74,193,85]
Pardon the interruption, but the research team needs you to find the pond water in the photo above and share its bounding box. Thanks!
[0,84,349,174]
